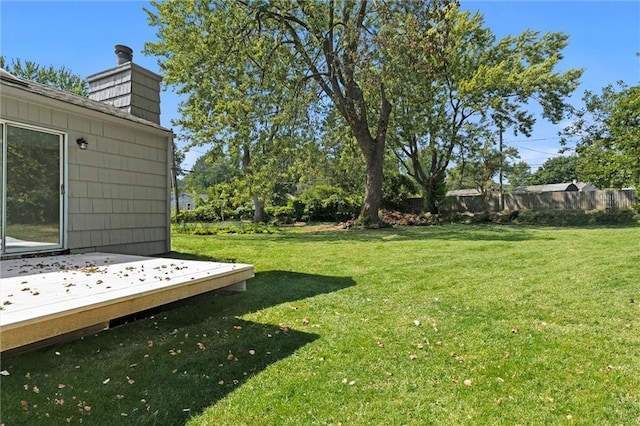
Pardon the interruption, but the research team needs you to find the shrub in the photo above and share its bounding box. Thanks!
[172,222,276,235]
[299,185,361,222]
[381,174,418,211]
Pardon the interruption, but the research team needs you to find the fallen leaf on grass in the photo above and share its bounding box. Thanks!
[103,378,110,385]
[21,400,29,410]
[463,379,472,387]
[197,342,206,351]
[0,370,9,376]
[58,384,66,389]
[409,354,418,360]
[248,350,256,355]
[32,385,40,393]
[301,318,309,326]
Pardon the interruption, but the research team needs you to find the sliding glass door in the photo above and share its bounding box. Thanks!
[1,122,64,255]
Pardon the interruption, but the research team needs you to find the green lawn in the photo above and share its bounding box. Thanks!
[1,224,639,425]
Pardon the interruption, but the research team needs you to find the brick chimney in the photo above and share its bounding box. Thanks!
[87,45,161,125]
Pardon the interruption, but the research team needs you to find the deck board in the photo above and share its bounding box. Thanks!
[0,253,254,352]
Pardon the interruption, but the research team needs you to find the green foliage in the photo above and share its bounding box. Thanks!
[505,161,533,189]
[144,0,403,225]
[381,173,419,211]
[5,125,60,224]
[298,185,361,223]
[172,221,276,235]
[527,155,579,185]
[384,4,582,213]
[447,125,520,193]
[182,152,235,191]
[562,82,640,189]
[0,56,88,96]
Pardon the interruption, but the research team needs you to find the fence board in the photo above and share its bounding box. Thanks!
[442,190,637,213]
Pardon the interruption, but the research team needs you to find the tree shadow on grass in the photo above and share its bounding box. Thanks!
[211,224,550,243]
[0,270,355,425]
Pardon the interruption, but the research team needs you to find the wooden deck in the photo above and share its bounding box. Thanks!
[0,252,254,353]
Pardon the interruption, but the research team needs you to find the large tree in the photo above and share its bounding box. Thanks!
[0,56,88,96]
[561,82,640,189]
[145,0,455,226]
[527,155,579,185]
[446,125,520,193]
[384,4,583,213]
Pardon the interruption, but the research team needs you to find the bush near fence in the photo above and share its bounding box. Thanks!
[442,189,637,213]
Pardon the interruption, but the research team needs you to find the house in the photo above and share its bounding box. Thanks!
[170,193,210,211]
[0,45,174,258]
[511,182,598,194]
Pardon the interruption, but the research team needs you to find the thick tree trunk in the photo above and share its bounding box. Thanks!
[359,135,385,227]
[252,194,265,223]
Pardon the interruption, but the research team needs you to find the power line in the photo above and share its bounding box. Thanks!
[508,144,562,156]
[503,136,562,143]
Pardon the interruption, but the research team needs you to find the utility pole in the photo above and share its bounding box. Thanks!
[498,121,505,211]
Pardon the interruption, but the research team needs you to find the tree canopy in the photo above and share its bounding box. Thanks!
[145,1,582,220]
[527,155,579,185]
[0,56,88,96]
[562,82,640,189]
[383,4,582,212]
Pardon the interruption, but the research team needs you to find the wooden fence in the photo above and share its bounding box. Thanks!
[441,190,637,213]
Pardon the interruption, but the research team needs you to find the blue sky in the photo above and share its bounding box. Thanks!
[1,1,639,172]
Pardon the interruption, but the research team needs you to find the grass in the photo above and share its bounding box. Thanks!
[4,223,60,243]
[1,224,639,425]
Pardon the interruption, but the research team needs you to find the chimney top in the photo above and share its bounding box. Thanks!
[115,44,133,65]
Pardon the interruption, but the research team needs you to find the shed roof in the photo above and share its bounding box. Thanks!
[512,182,580,193]
[0,68,172,134]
